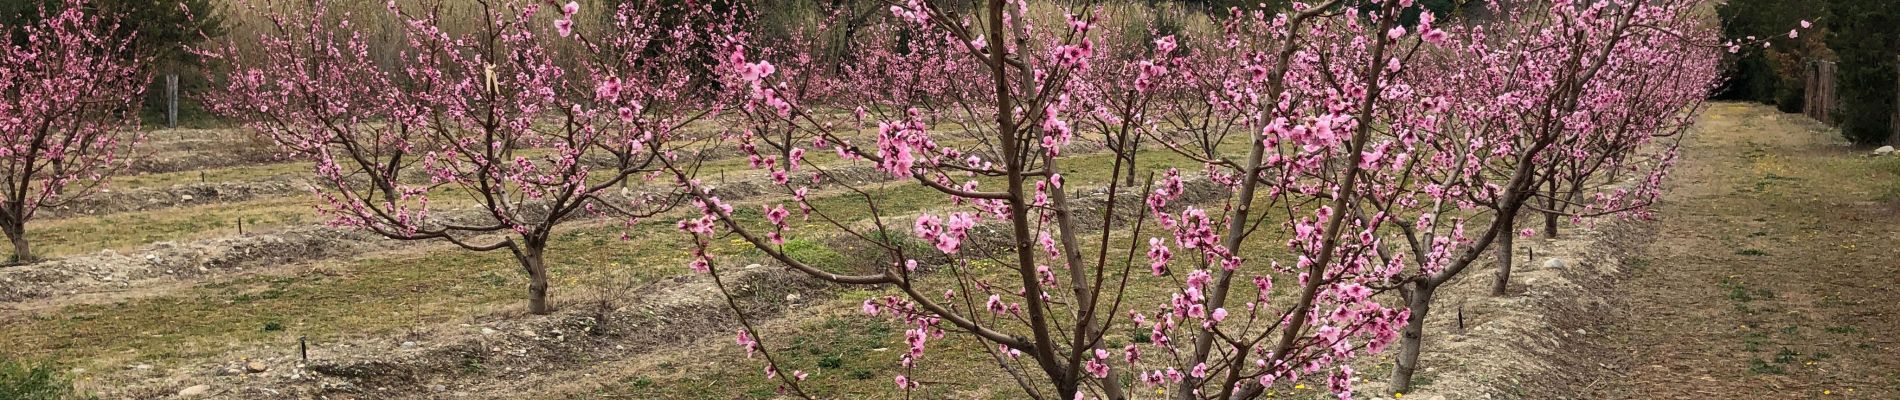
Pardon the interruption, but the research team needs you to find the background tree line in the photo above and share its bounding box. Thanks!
[0,0,1483,129]
[1,0,223,127]
[1720,0,1898,145]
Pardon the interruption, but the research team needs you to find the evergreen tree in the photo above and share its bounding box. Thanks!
[3,0,224,126]
[1825,0,1899,145]
[1715,0,1812,107]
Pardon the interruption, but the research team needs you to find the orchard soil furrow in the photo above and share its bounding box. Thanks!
[0,136,1122,307]
[0,162,889,306]
[92,178,1231,398]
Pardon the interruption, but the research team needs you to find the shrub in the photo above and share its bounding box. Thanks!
[1765,49,1807,113]
[0,357,82,400]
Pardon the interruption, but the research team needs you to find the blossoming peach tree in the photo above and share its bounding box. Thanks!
[0,0,149,263]
[675,0,1756,399]
[672,0,1463,398]
[1373,0,1736,392]
[202,0,730,314]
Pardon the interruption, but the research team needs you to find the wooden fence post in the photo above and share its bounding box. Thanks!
[1803,60,1841,126]
[1822,61,1835,125]
[165,74,179,129]
[1804,60,1822,123]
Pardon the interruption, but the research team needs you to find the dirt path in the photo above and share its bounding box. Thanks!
[1578,103,1900,399]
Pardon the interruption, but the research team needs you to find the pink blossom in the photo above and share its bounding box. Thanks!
[736,329,757,357]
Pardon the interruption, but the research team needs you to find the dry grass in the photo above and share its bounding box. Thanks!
[28,197,314,258]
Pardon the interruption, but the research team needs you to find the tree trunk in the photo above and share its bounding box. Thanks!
[1543,211,1559,239]
[1388,283,1437,395]
[3,222,28,264]
[523,246,551,315]
[1491,222,1514,296]
[782,130,794,164]
[1123,135,1139,187]
[1543,175,1560,238]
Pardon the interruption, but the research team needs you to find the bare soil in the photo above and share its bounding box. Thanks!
[132,128,282,174]
[43,179,306,219]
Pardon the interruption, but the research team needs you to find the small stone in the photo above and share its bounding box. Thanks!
[181,194,195,201]
[481,327,497,335]
[1543,257,1567,270]
[245,361,268,373]
[784,293,801,302]
[745,263,763,269]
[401,341,417,348]
[177,384,211,397]
[1874,145,1895,156]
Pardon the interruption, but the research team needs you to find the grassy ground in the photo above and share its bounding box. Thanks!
[112,161,306,189]
[525,102,1900,400]
[27,197,314,258]
[22,126,866,258]
[575,227,1321,400]
[1577,102,1900,399]
[0,143,1201,381]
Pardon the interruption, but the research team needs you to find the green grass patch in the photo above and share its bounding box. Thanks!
[0,356,86,400]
